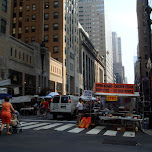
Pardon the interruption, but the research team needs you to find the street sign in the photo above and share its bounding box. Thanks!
[95,83,135,94]
[83,90,92,97]
[106,96,117,101]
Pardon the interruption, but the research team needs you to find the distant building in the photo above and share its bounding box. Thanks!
[79,24,104,93]
[79,0,113,83]
[112,32,125,84]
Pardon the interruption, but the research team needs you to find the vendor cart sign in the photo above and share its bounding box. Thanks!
[107,96,117,101]
[83,90,93,97]
[95,83,135,94]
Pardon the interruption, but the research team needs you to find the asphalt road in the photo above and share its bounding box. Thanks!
[0,114,152,152]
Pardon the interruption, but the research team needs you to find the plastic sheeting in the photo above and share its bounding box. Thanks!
[10,95,33,103]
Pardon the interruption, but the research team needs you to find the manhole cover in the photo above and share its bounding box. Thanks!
[102,139,137,146]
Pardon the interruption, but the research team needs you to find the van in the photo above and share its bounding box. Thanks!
[50,95,79,119]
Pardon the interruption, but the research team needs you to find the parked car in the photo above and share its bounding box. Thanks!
[50,95,79,119]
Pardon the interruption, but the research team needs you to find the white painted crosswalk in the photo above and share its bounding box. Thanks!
[22,123,49,129]
[86,126,105,135]
[0,120,137,137]
[103,130,117,136]
[54,124,75,131]
[34,123,63,130]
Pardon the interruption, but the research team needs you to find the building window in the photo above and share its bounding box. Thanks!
[31,26,35,32]
[19,12,22,17]
[53,46,58,53]
[18,33,21,39]
[45,2,49,9]
[27,55,28,62]
[2,0,7,12]
[13,13,16,18]
[1,19,6,34]
[25,26,29,33]
[44,35,49,42]
[32,4,36,10]
[32,15,35,21]
[54,1,58,8]
[44,13,49,20]
[10,48,13,56]
[26,5,29,11]
[31,37,35,42]
[18,28,22,33]
[19,6,22,12]
[30,56,31,64]
[44,24,49,31]
[53,23,58,30]
[14,0,17,7]
[19,21,22,28]
[13,28,15,35]
[19,51,21,59]
[54,12,58,19]
[19,0,23,6]
[53,35,58,42]
[25,16,29,22]
[15,49,17,58]
[25,37,28,43]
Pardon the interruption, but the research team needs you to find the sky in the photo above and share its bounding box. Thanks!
[105,0,138,84]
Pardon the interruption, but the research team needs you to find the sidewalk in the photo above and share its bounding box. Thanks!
[143,129,152,136]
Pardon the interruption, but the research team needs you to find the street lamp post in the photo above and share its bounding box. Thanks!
[147,58,151,101]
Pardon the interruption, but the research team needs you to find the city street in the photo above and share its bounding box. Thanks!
[0,114,152,152]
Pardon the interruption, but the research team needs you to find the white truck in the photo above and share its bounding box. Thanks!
[50,95,79,119]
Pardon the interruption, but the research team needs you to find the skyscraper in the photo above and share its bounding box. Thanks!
[112,32,125,84]
[79,0,113,83]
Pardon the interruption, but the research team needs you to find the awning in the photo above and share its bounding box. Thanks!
[0,93,12,99]
[10,95,34,103]
[0,79,11,86]
[94,92,140,97]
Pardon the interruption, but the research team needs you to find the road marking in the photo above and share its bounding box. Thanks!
[20,119,76,123]
[54,124,75,131]
[34,123,63,130]
[68,127,85,133]
[21,122,39,127]
[103,130,117,136]
[22,123,49,129]
[123,131,135,137]
[86,126,105,135]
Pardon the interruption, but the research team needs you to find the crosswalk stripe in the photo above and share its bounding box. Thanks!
[21,122,39,127]
[22,123,49,129]
[54,124,75,131]
[34,123,63,130]
[123,131,135,137]
[103,130,117,136]
[86,126,105,135]
[68,127,85,133]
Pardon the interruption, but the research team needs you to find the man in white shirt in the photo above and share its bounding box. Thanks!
[76,98,84,126]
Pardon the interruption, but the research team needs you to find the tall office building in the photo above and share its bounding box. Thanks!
[137,0,152,100]
[10,0,80,95]
[112,32,125,84]
[79,0,113,83]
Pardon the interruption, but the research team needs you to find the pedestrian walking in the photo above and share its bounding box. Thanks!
[34,102,40,116]
[0,96,16,135]
[43,100,49,118]
[76,98,84,127]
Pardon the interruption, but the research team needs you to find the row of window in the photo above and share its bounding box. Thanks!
[10,47,32,64]
[25,1,58,12]
[51,65,61,75]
